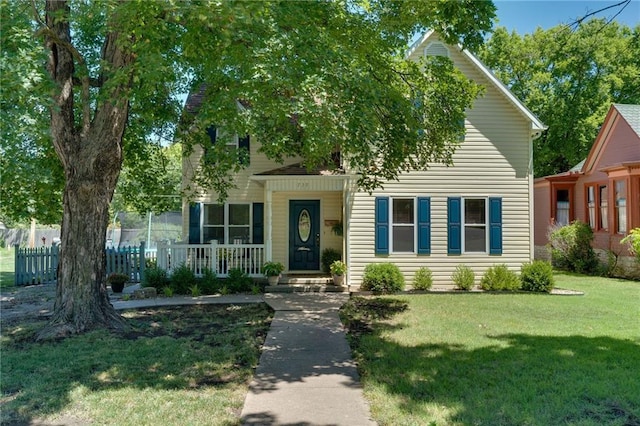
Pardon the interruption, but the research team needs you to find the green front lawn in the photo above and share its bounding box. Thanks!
[1,304,273,425]
[341,273,640,425]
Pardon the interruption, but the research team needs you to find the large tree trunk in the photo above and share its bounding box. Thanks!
[37,0,133,340]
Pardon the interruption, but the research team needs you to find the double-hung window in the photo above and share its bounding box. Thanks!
[375,196,431,255]
[615,180,627,234]
[392,198,415,252]
[599,185,608,230]
[463,198,487,252]
[203,203,251,244]
[448,197,502,255]
[587,186,596,228]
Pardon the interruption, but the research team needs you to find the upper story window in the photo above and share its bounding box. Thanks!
[205,126,250,165]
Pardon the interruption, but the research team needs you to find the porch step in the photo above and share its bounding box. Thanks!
[265,283,348,293]
[280,275,333,285]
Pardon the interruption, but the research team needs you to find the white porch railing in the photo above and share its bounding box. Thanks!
[156,241,266,277]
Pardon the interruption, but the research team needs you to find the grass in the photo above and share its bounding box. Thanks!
[0,247,15,288]
[1,303,273,425]
[341,272,640,426]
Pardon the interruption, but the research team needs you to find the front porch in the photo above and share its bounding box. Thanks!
[155,242,351,290]
[156,241,265,277]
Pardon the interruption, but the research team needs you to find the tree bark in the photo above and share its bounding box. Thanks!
[37,0,133,340]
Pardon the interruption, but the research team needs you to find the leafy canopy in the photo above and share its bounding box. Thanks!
[1,0,496,222]
[478,19,640,177]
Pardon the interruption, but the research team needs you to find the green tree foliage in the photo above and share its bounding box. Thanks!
[478,19,640,177]
[1,0,495,337]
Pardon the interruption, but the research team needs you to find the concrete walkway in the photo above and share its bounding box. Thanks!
[240,293,376,426]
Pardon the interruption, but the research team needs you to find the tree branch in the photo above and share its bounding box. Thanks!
[36,14,92,134]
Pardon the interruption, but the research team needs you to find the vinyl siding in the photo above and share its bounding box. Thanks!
[347,34,534,287]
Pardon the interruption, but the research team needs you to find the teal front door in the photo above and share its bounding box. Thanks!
[289,200,320,271]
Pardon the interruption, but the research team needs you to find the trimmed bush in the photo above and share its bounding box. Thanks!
[321,248,342,274]
[452,264,475,290]
[199,267,219,295]
[549,221,599,274]
[520,260,555,293]
[480,264,520,291]
[142,265,169,290]
[226,268,253,293]
[361,263,405,294]
[413,267,433,291]
[170,263,197,294]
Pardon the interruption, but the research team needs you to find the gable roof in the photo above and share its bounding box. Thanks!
[582,103,640,173]
[407,31,546,134]
[614,103,640,138]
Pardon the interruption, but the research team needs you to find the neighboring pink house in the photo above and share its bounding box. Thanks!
[534,104,640,269]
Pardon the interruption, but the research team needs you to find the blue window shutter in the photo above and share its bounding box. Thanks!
[188,203,201,244]
[239,134,250,165]
[417,197,431,254]
[489,197,503,255]
[252,202,264,244]
[206,126,217,144]
[375,197,389,255]
[448,197,461,255]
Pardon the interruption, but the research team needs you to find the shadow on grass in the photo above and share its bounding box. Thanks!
[342,297,640,425]
[1,304,273,425]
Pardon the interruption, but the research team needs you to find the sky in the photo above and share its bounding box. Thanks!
[493,0,639,34]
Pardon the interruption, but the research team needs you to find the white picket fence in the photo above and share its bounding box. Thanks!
[14,242,150,286]
[156,241,265,277]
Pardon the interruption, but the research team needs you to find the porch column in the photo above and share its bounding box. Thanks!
[266,187,273,261]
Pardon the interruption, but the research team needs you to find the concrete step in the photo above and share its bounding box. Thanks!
[280,276,333,285]
[265,284,348,293]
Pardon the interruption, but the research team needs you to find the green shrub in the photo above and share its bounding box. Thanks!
[621,228,640,264]
[170,263,197,294]
[162,286,174,297]
[251,283,263,295]
[549,221,599,274]
[480,264,520,291]
[520,260,555,293]
[190,284,202,297]
[361,263,405,294]
[413,267,433,291]
[321,248,342,274]
[142,265,169,290]
[199,267,219,295]
[452,264,475,290]
[226,268,253,293]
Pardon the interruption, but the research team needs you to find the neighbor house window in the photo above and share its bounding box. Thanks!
[463,198,487,252]
[599,185,608,230]
[615,180,627,234]
[555,189,570,226]
[392,198,415,252]
[203,203,250,244]
[587,186,596,228]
